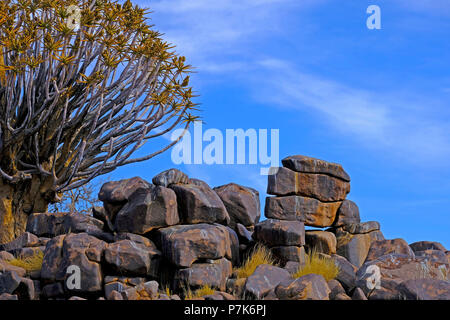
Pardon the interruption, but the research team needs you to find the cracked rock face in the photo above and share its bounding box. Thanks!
[40,233,107,293]
[214,183,260,228]
[157,224,232,268]
[356,253,450,298]
[114,185,179,234]
[104,239,161,278]
[267,167,350,202]
[254,219,305,247]
[244,264,291,299]
[281,155,351,182]
[265,196,341,228]
[170,181,230,225]
[174,257,232,291]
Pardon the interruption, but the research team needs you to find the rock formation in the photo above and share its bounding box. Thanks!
[0,156,448,300]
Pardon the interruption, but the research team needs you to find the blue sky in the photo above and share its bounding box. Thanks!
[107,0,450,248]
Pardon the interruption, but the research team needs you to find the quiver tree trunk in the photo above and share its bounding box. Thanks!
[0,178,52,244]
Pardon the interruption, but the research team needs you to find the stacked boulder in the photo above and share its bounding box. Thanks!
[259,155,352,265]
[0,155,449,300]
[0,169,262,300]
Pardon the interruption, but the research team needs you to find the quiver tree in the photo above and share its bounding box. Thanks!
[0,0,198,243]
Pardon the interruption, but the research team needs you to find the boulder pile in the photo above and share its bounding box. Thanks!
[0,155,449,300]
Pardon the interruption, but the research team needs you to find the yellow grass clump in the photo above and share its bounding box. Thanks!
[293,250,340,281]
[234,244,276,279]
[194,285,216,297]
[8,250,44,272]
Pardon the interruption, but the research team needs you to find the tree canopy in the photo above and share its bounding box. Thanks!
[0,0,198,198]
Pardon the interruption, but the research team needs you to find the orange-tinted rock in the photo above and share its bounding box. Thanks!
[305,231,337,255]
[214,183,260,228]
[254,219,305,247]
[265,196,341,228]
[281,155,350,182]
[267,167,350,202]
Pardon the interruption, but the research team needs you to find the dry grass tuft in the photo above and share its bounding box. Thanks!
[183,285,216,300]
[194,285,216,297]
[234,244,276,279]
[8,250,44,272]
[293,249,340,281]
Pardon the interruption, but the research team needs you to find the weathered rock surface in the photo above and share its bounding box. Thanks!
[174,258,232,291]
[327,279,346,300]
[170,182,230,225]
[410,241,446,253]
[330,254,358,291]
[235,223,253,245]
[41,233,106,293]
[99,177,151,204]
[365,239,415,262]
[305,231,337,255]
[152,169,189,187]
[244,264,290,299]
[396,279,450,300]
[254,219,305,247]
[214,183,260,228]
[114,185,179,234]
[267,167,350,202]
[99,177,151,223]
[333,200,360,227]
[104,239,161,277]
[271,246,306,265]
[0,271,22,295]
[336,232,372,268]
[0,232,39,252]
[356,254,449,298]
[352,287,368,300]
[265,196,341,228]
[343,221,380,234]
[414,249,449,264]
[281,155,350,182]
[26,211,106,240]
[275,274,331,300]
[157,224,232,268]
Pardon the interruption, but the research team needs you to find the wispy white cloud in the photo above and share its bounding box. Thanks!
[140,0,324,67]
[252,58,450,163]
[137,0,450,166]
